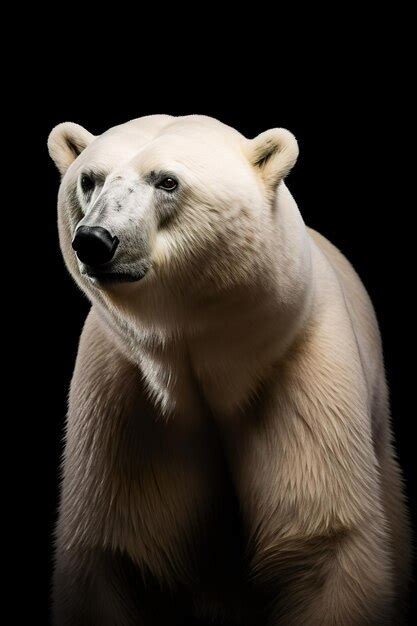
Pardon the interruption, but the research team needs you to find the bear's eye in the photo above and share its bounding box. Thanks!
[156,177,178,192]
[80,174,95,194]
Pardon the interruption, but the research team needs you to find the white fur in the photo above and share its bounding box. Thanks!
[49,115,410,625]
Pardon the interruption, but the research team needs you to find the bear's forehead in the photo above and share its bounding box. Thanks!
[110,114,241,136]
[84,115,246,170]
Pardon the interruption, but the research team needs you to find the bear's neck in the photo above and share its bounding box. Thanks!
[97,184,315,418]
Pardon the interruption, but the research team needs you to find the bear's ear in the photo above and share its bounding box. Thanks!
[48,122,95,175]
[248,128,298,192]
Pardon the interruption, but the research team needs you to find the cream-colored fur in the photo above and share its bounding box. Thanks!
[48,115,410,625]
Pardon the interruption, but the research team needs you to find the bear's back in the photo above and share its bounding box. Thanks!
[308,228,384,414]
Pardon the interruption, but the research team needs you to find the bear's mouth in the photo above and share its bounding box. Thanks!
[85,269,148,284]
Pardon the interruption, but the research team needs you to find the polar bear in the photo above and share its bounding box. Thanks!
[48,115,410,625]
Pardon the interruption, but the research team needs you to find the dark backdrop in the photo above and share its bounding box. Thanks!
[27,61,415,623]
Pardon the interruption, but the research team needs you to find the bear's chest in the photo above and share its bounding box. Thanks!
[137,330,276,419]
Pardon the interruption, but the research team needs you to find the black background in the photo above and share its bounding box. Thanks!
[23,40,415,623]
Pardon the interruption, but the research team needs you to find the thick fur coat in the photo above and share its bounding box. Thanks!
[48,115,410,625]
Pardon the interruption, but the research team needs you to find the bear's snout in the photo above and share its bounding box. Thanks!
[72,226,119,267]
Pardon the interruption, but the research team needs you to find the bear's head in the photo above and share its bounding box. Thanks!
[48,115,298,313]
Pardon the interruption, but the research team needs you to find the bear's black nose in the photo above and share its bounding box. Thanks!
[72,226,119,266]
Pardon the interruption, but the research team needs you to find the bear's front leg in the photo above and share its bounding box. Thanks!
[53,545,193,626]
[52,546,149,626]
[226,364,395,624]
[251,524,393,625]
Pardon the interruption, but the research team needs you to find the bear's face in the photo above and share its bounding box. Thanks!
[49,115,298,304]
